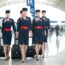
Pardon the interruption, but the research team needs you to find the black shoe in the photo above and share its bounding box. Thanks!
[42,56,45,58]
[42,55,45,58]
[36,58,39,61]
[5,57,9,60]
[36,56,39,61]
[22,61,25,63]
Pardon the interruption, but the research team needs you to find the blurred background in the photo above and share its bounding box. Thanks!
[0,0,65,65]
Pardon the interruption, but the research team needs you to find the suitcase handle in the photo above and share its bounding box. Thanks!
[0,37,2,46]
[14,36,18,45]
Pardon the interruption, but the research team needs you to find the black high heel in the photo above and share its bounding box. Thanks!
[42,55,45,58]
[36,56,39,61]
[22,60,25,63]
[5,57,9,60]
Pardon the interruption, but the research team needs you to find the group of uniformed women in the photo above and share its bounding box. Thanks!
[2,8,50,63]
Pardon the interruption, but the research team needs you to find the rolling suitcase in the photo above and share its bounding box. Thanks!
[26,46,35,58]
[0,37,5,57]
[11,38,21,59]
[26,38,35,58]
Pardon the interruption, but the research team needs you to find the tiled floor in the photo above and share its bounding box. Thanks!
[0,31,65,65]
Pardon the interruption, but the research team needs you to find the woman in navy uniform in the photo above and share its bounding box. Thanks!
[32,10,46,61]
[2,10,16,60]
[16,8,32,63]
[41,10,50,58]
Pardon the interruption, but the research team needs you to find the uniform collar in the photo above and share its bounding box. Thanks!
[4,17,11,22]
[42,16,46,18]
[5,17,10,19]
[20,16,28,20]
[35,16,40,18]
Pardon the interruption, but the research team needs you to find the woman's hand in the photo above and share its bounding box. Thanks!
[29,31,33,38]
[15,32,19,39]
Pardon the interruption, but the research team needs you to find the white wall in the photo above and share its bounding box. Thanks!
[0,3,65,22]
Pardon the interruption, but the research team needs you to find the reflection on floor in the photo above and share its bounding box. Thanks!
[0,31,65,65]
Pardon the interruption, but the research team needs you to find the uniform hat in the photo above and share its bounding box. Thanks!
[5,10,10,13]
[42,10,46,13]
[22,8,28,11]
[35,10,40,12]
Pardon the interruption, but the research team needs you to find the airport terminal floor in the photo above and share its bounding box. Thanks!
[0,31,65,65]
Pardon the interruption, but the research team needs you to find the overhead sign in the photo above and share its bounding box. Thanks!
[27,0,35,17]
[27,0,34,6]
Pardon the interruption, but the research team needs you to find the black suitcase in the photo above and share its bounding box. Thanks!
[0,37,5,57]
[11,39,21,59]
[26,46,35,58]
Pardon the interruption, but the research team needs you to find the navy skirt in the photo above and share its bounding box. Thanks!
[18,32,29,45]
[33,33,43,44]
[3,32,12,45]
[43,35,47,43]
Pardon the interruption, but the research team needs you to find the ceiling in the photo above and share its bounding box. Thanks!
[0,0,65,12]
